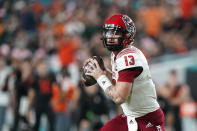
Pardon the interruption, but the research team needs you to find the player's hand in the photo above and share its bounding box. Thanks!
[85,58,105,80]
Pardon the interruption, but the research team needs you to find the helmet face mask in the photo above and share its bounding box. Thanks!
[101,14,136,51]
[102,26,125,51]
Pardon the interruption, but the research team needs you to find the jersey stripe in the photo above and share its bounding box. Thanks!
[117,48,137,59]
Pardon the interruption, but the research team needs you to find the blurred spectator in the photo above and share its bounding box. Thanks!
[179,94,197,131]
[0,56,12,130]
[57,35,81,85]
[160,70,191,131]
[57,35,81,67]
[11,58,34,131]
[30,59,56,131]
[138,1,166,37]
[20,6,37,32]
[14,29,29,49]
[78,84,110,131]
[156,85,171,116]
[156,85,173,131]
[51,68,78,131]
[179,0,196,20]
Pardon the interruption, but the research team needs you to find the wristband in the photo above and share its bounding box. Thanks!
[97,75,112,91]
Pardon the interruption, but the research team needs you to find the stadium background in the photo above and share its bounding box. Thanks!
[0,0,196,131]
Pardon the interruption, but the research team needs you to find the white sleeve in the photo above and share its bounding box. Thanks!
[116,53,143,72]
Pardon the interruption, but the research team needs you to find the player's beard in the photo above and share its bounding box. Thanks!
[106,44,123,51]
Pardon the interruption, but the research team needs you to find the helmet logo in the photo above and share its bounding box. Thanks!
[122,15,134,35]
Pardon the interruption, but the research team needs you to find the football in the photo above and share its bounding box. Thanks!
[82,56,105,86]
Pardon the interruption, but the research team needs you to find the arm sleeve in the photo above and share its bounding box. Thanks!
[118,70,141,83]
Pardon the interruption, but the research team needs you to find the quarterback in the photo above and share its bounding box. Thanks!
[85,14,165,131]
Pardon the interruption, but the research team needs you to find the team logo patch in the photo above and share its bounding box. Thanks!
[146,122,153,128]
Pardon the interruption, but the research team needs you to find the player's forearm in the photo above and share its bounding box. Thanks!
[105,85,125,105]
[97,75,126,104]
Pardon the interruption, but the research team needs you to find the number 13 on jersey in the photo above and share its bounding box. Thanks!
[124,55,135,66]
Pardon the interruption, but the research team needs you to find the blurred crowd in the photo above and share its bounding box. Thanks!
[0,0,196,131]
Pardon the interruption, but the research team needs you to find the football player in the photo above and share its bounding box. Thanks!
[85,14,165,131]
